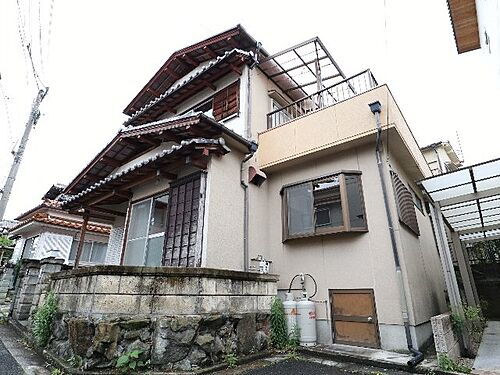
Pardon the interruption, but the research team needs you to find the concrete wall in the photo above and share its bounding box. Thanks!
[50,266,277,317]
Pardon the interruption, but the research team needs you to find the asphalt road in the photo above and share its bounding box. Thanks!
[0,338,23,375]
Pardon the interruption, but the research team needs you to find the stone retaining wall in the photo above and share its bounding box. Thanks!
[44,265,278,371]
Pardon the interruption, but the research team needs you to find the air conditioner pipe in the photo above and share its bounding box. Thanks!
[369,101,423,368]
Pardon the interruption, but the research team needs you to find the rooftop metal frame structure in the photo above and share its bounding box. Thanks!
[419,157,500,243]
[258,37,350,102]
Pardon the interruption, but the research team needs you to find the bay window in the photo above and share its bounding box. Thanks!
[282,172,367,240]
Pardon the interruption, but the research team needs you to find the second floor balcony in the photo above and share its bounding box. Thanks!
[267,69,378,129]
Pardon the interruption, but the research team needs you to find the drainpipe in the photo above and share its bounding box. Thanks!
[241,144,257,271]
[240,50,259,272]
[369,101,424,367]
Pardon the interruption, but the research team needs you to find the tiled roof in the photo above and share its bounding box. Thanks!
[61,138,229,205]
[123,49,252,126]
[9,212,111,235]
[14,199,64,221]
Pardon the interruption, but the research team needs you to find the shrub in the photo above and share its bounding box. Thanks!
[451,304,486,344]
[32,292,58,347]
[270,297,288,350]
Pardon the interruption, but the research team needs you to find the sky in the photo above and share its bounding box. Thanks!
[0,0,499,220]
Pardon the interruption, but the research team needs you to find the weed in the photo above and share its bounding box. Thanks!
[116,349,147,373]
[438,354,471,374]
[32,291,57,347]
[225,352,238,368]
[50,369,64,375]
[270,297,288,350]
[68,354,82,369]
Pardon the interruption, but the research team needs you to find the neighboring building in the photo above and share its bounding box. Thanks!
[421,141,463,176]
[447,0,500,78]
[58,25,448,352]
[9,184,111,265]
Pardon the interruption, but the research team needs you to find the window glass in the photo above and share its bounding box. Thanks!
[145,236,164,266]
[150,195,169,235]
[90,242,107,263]
[22,237,35,258]
[69,240,78,260]
[345,175,366,228]
[81,242,92,262]
[128,200,151,240]
[313,177,343,228]
[283,173,367,239]
[123,238,147,266]
[286,183,314,236]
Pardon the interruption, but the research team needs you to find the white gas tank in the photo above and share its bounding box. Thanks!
[296,297,317,346]
[283,292,297,336]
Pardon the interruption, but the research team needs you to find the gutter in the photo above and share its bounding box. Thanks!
[369,101,424,367]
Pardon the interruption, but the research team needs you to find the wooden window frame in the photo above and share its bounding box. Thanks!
[212,80,240,121]
[281,171,368,242]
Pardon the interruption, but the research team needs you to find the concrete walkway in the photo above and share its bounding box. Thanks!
[0,323,50,375]
[473,321,500,374]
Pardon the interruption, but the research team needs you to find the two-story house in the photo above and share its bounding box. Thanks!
[58,25,448,353]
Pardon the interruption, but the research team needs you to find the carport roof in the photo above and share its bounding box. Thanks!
[419,158,500,241]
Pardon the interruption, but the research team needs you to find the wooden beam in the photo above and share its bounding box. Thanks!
[136,134,159,146]
[181,53,199,67]
[201,79,216,91]
[228,63,242,75]
[159,170,178,180]
[86,190,131,207]
[147,87,161,97]
[121,171,159,190]
[119,137,140,148]
[186,155,208,169]
[100,156,121,168]
[164,67,181,80]
[74,214,89,268]
[203,46,217,58]
[86,206,126,217]
[226,37,238,48]
[83,173,102,182]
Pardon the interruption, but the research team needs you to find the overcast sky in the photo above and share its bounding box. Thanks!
[1,0,499,220]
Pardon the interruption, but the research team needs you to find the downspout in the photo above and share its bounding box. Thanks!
[241,146,257,271]
[369,101,424,367]
[240,47,260,271]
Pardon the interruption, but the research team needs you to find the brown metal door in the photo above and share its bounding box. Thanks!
[330,289,380,348]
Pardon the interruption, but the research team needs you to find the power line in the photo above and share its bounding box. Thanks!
[0,79,14,146]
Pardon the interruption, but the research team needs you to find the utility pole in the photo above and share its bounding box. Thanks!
[0,87,49,220]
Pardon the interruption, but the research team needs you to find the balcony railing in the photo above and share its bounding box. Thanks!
[267,69,378,129]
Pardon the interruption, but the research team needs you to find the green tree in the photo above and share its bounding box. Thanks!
[0,235,13,248]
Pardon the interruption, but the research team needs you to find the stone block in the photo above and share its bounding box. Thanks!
[199,277,217,295]
[243,281,267,296]
[230,296,257,313]
[257,296,274,312]
[119,276,154,294]
[77,294,93,313]
[94,275,120,294]
[58,294,79,312]
[137,295,154,315]
[237,313,257,354]
[215,279,243,295]
[198,296,230,314]
[266,282,278,296]
[151,295,197,315]
[92,294,139,314]
[153,276,199,295]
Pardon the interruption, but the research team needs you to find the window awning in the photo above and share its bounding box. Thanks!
[419,158,500,242]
